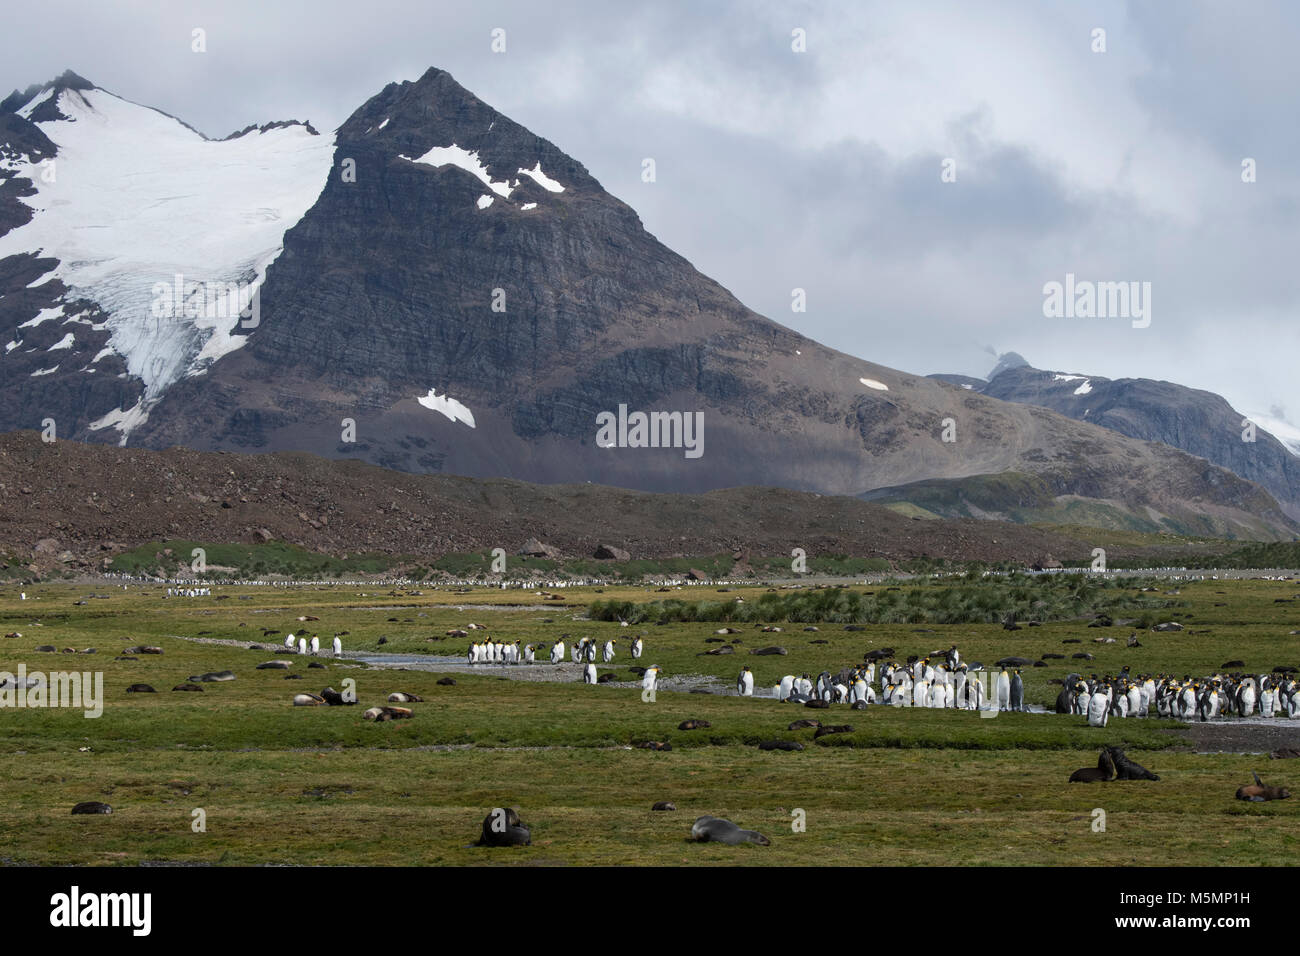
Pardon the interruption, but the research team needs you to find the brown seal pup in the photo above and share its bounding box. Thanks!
[1236,771,1292,801]
[678,719,711,730]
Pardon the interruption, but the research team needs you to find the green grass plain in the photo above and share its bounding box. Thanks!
[1,575,1298,865]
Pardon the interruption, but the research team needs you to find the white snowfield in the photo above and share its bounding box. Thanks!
[401,143,565,210]
[859,377,889,391]
[0,86,335,442]
[1246,412,1300,457]
[417,388,476,428]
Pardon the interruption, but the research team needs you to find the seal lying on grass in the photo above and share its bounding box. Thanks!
[474,807,532,846]
[689,816,770,846]
[1236,771,1291,802]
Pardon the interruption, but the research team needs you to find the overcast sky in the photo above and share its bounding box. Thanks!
[5,0,1298,424]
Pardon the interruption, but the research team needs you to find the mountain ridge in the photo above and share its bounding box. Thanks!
[0,68,1296,540]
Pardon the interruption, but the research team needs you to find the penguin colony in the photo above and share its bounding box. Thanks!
[458,632,1300,727]
[765,646,1024,713]
[1055,668,1300,727]
[466,635,640,671]
[281,632,343,657]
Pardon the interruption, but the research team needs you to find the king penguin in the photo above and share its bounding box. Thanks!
[1009,670,1024,712]
[738,666,755,697]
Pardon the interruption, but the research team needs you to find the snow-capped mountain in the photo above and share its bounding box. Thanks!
[929,355,1300,520]
[1,69,1295,539]
[1245,410,1300,458]
[0,70,332,440]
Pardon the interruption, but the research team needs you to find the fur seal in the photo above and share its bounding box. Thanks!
[171,683,204,692]
[257,660,292,669]
[125,683,156,693]
[474,807,532,847]
[363,705,412,721]
[1236,771,1291,801]
[678,719,711,730]
[787,719,821,730]
[320,687,354,706]
[651,801,677,811]
[1070,748,1117,783]
[1106,747,1159,781]
[689,815,771,846]
[804,699,830,709]
[758,740,804,751]
[813,724,854,738]
[636,740,673,751]
[71,801,112,815]
[437,677,457,686]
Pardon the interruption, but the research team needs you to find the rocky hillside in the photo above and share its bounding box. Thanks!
[927,357,1300,521]
[0,69,1295,539]
[0,431,1116,573]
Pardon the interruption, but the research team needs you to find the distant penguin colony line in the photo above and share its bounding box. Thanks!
[443,628,1299,730]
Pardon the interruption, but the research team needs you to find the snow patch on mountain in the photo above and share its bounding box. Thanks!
[402,144,514,198]
[1247,412,1300,457]
[417,388,476,428]
[1073,380,1093,396]
[88,398,148,443]
[859,377,889,391]
[517,161,564,192]
[19,306,63,328]
[0,86,334,439]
